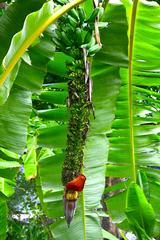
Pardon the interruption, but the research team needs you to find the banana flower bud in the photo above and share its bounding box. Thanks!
[64,174,86,227]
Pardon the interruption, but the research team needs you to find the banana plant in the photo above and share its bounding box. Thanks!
[0,0,159,239]
[31,2,121,239]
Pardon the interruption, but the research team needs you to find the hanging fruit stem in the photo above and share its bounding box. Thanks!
[62,50,91,185]
[51,3,103,185]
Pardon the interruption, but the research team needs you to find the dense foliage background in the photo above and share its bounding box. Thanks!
[0,0,159,239]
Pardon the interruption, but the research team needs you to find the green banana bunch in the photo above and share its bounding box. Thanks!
[52,5,106,57]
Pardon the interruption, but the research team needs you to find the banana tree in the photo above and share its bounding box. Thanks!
[28,0,160,238]
[0,0,159,239]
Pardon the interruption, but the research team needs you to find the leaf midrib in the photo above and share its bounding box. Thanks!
[128,0,139,182]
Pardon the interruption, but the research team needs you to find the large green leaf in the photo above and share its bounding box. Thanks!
[15,32,56,93]
[23,137,37,180]
[0,86,32,154]
[0,148,20,180]
[125,182,155,239]
[15,60,46,93]
[37,107,69,121]
[0,178,15,198]
[105,0,160,236]
[0,1,54,105]
[38,124,67,148]
[38,153,64,218]
[0,0,84,105]
[0,0,46,63]
[0,200,7,240]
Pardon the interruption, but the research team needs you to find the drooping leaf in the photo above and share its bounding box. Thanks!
[0,86,32,154]
[0,0,84,104]
[102,229,119,240]
[39,91,68,105]
[38,124,67,148]
[0,200,7,240]
[125,182,155,239]
[0,0,46,63]
[15,60,46,93]
[37,107,69,121]
[0,178,15,197]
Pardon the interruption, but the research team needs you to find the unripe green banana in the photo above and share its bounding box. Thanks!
[77,7,86,24]
[52,37,62,48]
[52,29,62,43]
[55,29,61,39]
[88,44,101,56]
[69,8,80,22]
[61,31,72,46]
[98,6,104,18]
[84,31,92,44]
[81,36,96,49]
[86,7,100,23]
[68,15,78,28]
[75,28,83,45]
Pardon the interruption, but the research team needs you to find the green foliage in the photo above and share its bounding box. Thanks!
[0,0,159,239]
[125,182,155,239]
[0,86,32,154]
[104,0,160,238]
[0,0,84,105]
[0,0,46,63]
[0,1,54,105]
[7,169,52,240]
[0,201,8,240]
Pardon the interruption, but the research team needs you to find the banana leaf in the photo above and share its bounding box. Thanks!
[105,0,160,237]
[23,137,37,180]
[125,182,155,239]
[0,200,7,240]
[0,0,46,63]
[0,86,32,154]
[0,0,84,105]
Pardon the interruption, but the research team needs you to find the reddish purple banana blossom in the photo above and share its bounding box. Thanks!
[64,174,86,227]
